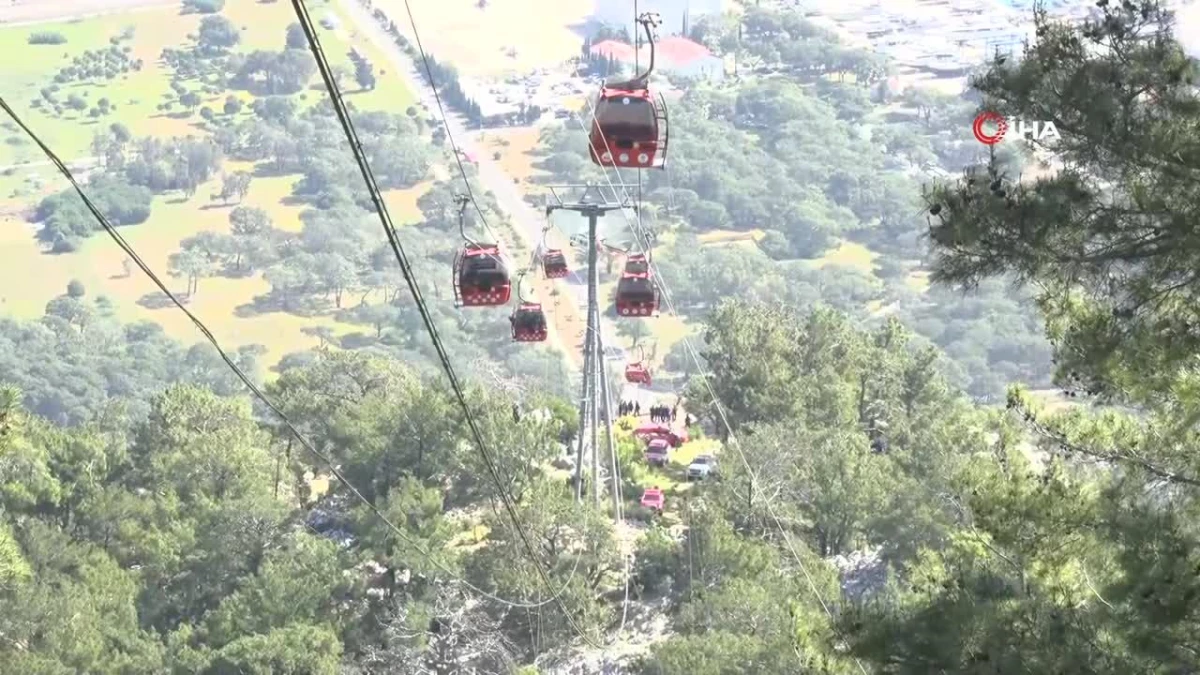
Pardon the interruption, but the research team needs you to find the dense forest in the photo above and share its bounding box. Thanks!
[4,0,1200,673]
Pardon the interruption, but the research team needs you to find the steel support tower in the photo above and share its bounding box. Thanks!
[545,184,633,511]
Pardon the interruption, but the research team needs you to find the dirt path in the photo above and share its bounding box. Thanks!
[337,0,594,372]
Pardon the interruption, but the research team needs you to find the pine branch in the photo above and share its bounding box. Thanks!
[1008,398,1200,487]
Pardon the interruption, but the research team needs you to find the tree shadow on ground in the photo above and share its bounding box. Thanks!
[235,292,330,318]
[338,332,378,350]
[250,164,295,179]
[137,291,184,310]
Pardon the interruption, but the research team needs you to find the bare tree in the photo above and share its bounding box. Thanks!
[352,584,517,674]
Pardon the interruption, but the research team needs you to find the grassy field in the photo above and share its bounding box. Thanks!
[0,0,423,369]
[809,239,878,273]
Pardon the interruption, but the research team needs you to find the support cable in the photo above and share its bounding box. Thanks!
[390,0,492,232]
[576,99,870,674]
[0,96,564,612]
[299,2,598,641]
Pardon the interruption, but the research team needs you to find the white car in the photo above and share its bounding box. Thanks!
[686,455,718,481]
[603,346,626,360]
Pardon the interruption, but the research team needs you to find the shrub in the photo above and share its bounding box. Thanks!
[873,257,907,280]
[633,526,679,595]
[28,31,67,45]
[183,0,225,14]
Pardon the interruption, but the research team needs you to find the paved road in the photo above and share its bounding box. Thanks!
[0,0,176,25]
[339,0,668,408]
[0,156,98,173]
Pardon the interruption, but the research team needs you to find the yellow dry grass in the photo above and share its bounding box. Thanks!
[1026,388,1078,414]
[479,127,547,184]
[810,239,878,274]
[0,170,370,366]
[905,269,931,293]
[375,0,591,76]
[1,3,425,368]
[697,228,766,244]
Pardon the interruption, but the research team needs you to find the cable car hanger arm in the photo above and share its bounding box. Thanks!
[455,193,475,246]
[608,13,661,89]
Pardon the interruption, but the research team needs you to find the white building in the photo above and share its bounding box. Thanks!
[590,36,724,82]
[591,0,726,40]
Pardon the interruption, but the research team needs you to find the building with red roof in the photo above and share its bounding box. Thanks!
[589,40,637,63]
[654,36,714,66]
[639,35,724,81]
[589,35,724,82]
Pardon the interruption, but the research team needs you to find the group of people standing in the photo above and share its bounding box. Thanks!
[649,404,677,424]
[617,399,678,424]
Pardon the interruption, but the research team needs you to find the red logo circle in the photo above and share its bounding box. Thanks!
[973,112,1007,145]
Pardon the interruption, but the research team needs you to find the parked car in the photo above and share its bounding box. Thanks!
[644,438,670,467]
[603,345,626,360]
[640,487,664,513]
[686,455,718,481]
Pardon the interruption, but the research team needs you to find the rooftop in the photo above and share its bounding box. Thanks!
[590,39,636,62]
[591,36,716,68]
[652,36,715,66]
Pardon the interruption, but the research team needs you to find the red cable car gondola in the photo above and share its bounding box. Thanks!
[625,345,652,386]
[615,253,658,317]
[510,274,548,342]
[589,13,669,171]
[511,303,548,342]
[542,249,569,279]
[450,194,511,307]
[537,210,570,279]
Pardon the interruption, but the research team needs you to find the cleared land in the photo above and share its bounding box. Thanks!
[0,0,176,24]
[377,0,591,77]
[0,1,421,367]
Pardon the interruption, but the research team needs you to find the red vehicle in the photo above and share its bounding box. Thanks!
[640,487,664,513]
[588,14,669,170]
[633,424,688,448]
[644,438,670,466]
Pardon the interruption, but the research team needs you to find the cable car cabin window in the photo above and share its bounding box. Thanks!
[515,312,546,330]
[618,276,655,302]
[596,96,656,144]
[461,255,508,289]
[624,258,649,275]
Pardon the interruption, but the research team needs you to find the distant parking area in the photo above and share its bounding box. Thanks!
[460,67,598,125]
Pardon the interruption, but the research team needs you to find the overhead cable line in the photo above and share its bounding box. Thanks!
[286,0,596,645]
[390,0,493,233]
[0,96,559,611]
[577,98,870,674]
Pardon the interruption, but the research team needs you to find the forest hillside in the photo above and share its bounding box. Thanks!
[2,1,1199,674]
